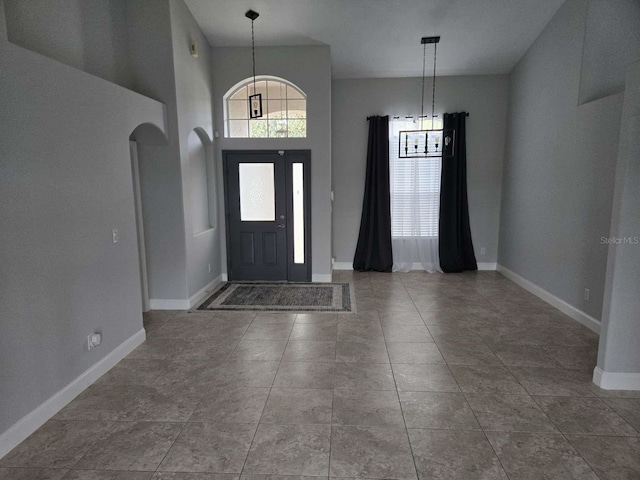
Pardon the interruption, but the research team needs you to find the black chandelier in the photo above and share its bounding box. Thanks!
[246,9,263,119]
[399,36,454,159]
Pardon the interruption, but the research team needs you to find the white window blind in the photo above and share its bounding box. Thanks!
[389,118,443,238]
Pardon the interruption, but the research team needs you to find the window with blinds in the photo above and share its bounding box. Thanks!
[389,118,443,237]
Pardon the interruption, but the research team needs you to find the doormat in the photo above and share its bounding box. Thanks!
[195,282,356,313]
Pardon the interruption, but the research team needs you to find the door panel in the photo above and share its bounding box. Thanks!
[224,150,311,282]
[225,152,287,281]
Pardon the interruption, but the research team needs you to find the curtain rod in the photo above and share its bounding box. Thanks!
[367,113,469,120]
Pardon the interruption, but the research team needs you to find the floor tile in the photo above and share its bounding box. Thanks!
[282,341,336,362]
[243,424,331,476]
[153,474,238,479]
[567,435,640,480]
[243,324,293,341]
[486,432,598,479]
[334,363,395,391]
[229,340,287,362]
[253,313,297,324]
[0,420,113,469]
[273,362,335,389]
[427,326,484,344]
[436,342,502,365]
[489,345,561,367]
[154,360,229,394]
[335,340,389,363]
[0,469,68,480]
[542,346,598,369]
[386,343,445,364]
[53,385,141,421]
[295,313,338,324]
[330,426,416,479]
[398,391,480,430]
[290,323,337,341]
[171,341,238,361]
[118,386,203,422]
[449,365,527,394]
[465,393,558,433]
[128,338,189,360]
[393,364,459,392]
[332,390,404,427]
[509,366,596,396]
[190,388,270,424]
[602,397,640,431]
[382,325,433,343]
[64,472,153,479]
[210,361,280,389]
[159,423,256,473]
[379,312,425,326]
[534,396,639,435]
[260,388,333,425]
[96,359,171,386]
[408,429,508,480]
[75,422,183,471]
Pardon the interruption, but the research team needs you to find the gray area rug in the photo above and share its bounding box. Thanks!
[196,282,355,312]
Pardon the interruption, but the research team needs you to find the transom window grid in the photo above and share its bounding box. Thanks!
[225,78,307,138]
[389,117,443,238]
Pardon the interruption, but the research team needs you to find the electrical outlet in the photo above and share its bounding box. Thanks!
[584,288,590,301]
[87,333,101,350]
[480,247,486,255]
[112,229,119,243]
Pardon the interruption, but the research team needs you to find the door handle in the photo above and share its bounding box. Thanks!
[277,224,286,229]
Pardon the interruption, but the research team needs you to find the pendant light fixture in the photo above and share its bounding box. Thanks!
[246,9,263,119]
[399,36,454,158]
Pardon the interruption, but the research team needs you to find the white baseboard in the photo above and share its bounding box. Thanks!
[0,328,146,459]
[333,262,353,271]
[496,264,600,334]
[312,274,332,282]
[593,366,640,390]
[188,275,223,309]
[477,262,497,270]
[221,273,228,282]
[148,298,189,310]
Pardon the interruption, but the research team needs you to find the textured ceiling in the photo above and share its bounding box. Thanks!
[185,0,565,78]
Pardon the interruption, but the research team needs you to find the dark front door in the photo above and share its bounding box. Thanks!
[224,150,310,282]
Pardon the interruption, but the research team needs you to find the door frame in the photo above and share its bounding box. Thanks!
[222,150,312,282]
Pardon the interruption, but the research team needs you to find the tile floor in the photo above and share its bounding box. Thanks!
[2,271,640,480]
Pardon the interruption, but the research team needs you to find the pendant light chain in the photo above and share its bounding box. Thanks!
[431,43,437,130]
[420,42,426,128]
[251,19,257,96]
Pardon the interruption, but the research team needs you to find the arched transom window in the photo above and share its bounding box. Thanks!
[224,76,307,138]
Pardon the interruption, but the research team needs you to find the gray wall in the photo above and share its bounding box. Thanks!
[499,0,624,321]
[597,59,640,374]
[4,0,132,88]
[126,0,188,303]
[579,0,640,104]
[169,0,220,298]
[211,46,333,280]
[0,33,165,434]
[331,76,509,265]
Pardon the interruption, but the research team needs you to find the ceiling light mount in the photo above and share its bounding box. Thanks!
[421,36,440,44]
[245,9,259,21]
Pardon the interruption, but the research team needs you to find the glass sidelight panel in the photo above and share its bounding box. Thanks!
[239,163,276,221]
[292,163,305,264]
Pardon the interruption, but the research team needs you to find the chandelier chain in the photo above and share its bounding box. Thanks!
[420,42,426,127]
[251,19,256,95]
[431,43,437,129]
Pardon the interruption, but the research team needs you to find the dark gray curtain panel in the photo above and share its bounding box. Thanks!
[353,115,393,272]
[439,112,478,272]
